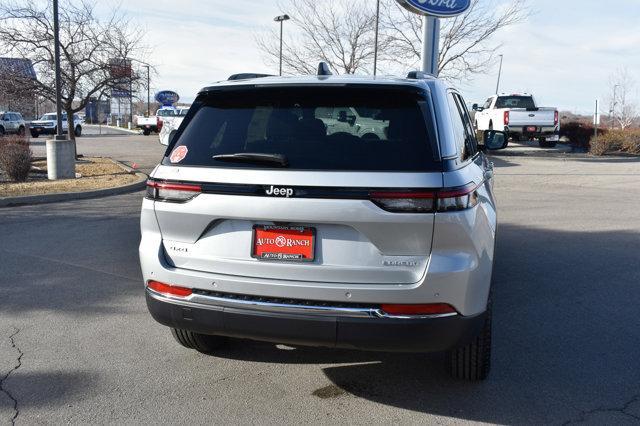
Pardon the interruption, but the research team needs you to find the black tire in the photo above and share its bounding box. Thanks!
[170,328,226,354]
[17,126,25,136]
[0,126,5,136]
[30,131,39,138]
[74,125,82,137]
[547,141,557,148]
[143,129,151,136]
[446,300,492,381]
[539,138,550,148]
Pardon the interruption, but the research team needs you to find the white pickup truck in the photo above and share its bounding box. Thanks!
[158,107,189,145]
[473,94,560,147]
[136,107,178,136]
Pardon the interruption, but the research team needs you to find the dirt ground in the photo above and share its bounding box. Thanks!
[0,157,140,197]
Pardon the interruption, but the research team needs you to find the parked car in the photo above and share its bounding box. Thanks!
[473,93,560,147]
[0,111,26,136]
[29,113,83,138]
[136,107,177,136]
[140,66,508,381]
[158,107,190,145]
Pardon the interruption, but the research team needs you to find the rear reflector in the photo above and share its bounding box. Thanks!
[146,180,201,202]
[380,303,457,316]
[147,280,192,298]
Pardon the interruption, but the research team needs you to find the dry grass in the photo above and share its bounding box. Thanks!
[0,157,140,197]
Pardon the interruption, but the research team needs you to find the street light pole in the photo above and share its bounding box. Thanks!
[53,0,64,140]
[274,14,290,76]
[373,0,380,76]
[145,64,150,116]
[495,54,504,94]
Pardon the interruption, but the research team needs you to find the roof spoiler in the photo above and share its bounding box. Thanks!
[228,73,273,81]
[406,71,434,80]
[317,62,332,76]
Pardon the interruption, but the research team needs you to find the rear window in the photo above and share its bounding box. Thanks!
[495,96,536,109]
[163,87,438,171]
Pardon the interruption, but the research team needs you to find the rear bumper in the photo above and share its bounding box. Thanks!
[505,125,559,138]
[146,288,486,353]
[30,127,56,134]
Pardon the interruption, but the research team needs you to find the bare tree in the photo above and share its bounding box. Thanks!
[0,0,147,145]
[381,0,530,81]
[256,0,382,75]
[608,67,638,130]
[257,0,529,80]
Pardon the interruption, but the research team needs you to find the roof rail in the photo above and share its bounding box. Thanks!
[228,73,273,81]
[317,62,332,76]
[406,71,434,80]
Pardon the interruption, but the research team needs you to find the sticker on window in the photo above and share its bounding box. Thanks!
[170,146,188,163]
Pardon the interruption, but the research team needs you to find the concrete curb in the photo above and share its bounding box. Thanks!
[0,159,147,208]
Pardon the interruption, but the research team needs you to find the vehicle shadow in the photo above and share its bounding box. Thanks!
[213,224,640,424]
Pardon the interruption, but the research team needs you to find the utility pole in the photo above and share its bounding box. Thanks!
[53,0,63,140]
[373,0,380,76]
[274,15,290,76]
[495,54,504,94]
[129,67,133,129]
[47,0,75,179]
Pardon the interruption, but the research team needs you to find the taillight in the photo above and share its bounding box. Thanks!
[146,179,201,202]
[369,191,436,213]
[554,110,559,126]
[370,184,478,213]
[157,117,163,132]
[437,184,479,212]
[380,303,457,316]
[503,110,510,126]
[147,280,192,298]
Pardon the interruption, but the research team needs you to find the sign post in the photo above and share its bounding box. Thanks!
[396,0,472,75]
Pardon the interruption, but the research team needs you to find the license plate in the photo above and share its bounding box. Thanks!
[252,225,315,261]
[526,126,537,132]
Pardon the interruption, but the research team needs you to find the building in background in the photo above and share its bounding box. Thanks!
[0,57,37,119]
[85,97,111,124]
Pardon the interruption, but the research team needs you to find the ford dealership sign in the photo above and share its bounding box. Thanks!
[396,0,471,17]
[155,90,180,106]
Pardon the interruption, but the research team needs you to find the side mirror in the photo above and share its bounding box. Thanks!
[347,115,357,126]
[483,130,508,150]
[472,104,479,111]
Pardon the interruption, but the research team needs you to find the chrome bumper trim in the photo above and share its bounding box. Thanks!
[146,288,458,320]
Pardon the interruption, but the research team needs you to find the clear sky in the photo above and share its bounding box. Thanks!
[110,0,640,114]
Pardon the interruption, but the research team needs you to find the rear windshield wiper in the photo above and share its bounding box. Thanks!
[212,153,289,167]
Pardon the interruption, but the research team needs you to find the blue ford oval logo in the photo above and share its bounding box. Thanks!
[155,90,180,106]
[397,0,471,17]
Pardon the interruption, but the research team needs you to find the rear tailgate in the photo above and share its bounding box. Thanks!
[508,108,556,127]
[150,84,441,286]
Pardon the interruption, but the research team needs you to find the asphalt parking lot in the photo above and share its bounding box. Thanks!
[1,136,640,424]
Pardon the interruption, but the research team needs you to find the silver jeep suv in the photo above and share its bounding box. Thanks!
[140,68,507,381]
